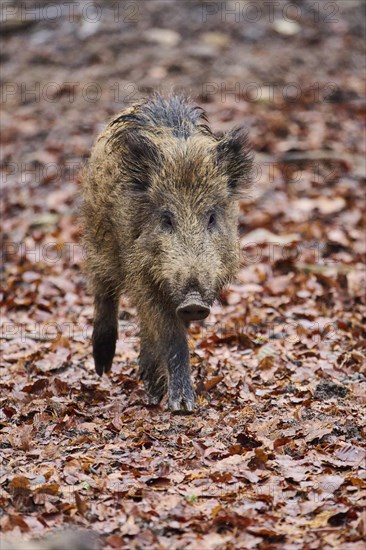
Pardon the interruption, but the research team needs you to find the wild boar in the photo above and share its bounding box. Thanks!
[81,94,252,412]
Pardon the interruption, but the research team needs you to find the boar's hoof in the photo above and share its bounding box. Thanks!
[148,394,163,406]
[93,354,114,377]
[168,394,195,414]
[140,368,167,405]
[145,385,166,406]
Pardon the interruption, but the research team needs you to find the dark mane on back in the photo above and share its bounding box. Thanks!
[109,94,213,139]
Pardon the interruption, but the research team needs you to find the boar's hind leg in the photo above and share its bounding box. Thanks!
[92,294,119,376]
[167,331,195,414]
[139,333,168,405]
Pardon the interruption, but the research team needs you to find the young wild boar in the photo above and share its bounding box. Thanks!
[81,95,252,413]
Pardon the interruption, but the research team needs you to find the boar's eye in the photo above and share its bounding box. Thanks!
[207,211,217,230]
[161,211,175,232]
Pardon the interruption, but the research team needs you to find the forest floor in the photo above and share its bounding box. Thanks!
[1,1,365,549]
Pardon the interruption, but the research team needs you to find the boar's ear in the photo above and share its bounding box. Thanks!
[216,127,253,196]
[123,130,162,192]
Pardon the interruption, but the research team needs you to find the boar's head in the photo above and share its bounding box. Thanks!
[123,127,252,322]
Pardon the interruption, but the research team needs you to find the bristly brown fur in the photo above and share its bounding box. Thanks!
[81,93,253,412]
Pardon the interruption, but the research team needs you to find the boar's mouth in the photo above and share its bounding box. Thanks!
[176,292,210,322]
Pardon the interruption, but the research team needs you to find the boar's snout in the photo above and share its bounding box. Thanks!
[176,292,210,322]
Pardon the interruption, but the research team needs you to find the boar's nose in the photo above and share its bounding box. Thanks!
[176,292,210,322]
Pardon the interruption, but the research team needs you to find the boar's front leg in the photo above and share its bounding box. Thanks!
[166,327,195,414]
[139,330,168,405]
[92,294,119,375]
[138,314,194,412]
